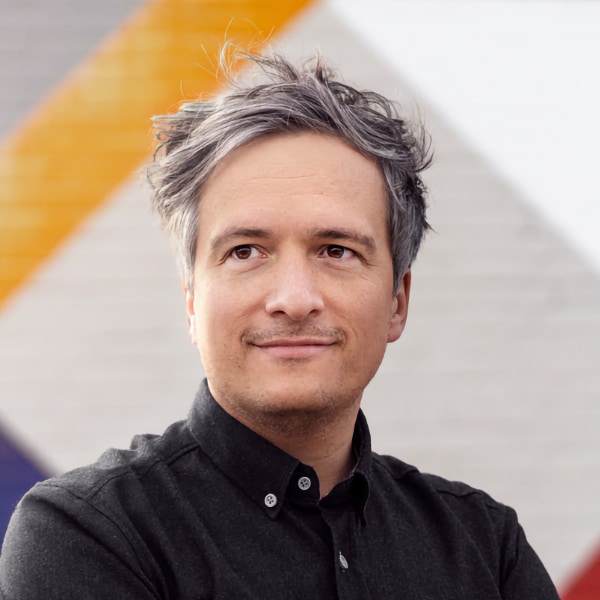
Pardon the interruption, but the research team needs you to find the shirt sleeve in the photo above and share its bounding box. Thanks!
[0,483,159,600]
[425,472,561,600]
[498,506,560,600]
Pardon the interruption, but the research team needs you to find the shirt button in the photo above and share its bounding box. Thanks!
[264,493,277,508]
[339,552,349,570]
[297,476,311,491]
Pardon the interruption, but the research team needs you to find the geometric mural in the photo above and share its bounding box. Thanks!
[1,2,599,598]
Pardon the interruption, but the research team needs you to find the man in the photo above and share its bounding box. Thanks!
[0,51,559,599]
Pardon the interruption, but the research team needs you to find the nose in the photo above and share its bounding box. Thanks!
[264,256,325,321]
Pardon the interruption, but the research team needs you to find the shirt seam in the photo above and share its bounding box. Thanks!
[42,439,201,502]
[435,488,503,511]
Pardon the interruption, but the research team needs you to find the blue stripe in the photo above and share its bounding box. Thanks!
[0,423,48,545]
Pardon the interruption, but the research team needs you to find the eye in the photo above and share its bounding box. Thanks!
[322,244,354,260]
[229,245,259,260]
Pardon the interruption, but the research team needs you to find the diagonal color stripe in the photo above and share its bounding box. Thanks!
[0,423,48,543]
[0,0,314,308]
[562,548,600,600]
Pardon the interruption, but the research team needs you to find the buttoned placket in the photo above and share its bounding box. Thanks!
[319,496,371,599]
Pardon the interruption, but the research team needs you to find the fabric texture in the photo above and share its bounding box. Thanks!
[0,381,559,599]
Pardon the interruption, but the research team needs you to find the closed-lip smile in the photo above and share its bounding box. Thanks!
[256,338,335,347]
[251,338,336,359]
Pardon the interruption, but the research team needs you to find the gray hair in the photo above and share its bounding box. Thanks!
[147,51,432,295]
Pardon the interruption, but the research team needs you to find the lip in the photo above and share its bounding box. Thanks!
[251,338,336,359]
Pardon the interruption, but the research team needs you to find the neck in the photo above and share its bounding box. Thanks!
[274,420,357,498]
[225,401,360,498]
[306,435,356,498]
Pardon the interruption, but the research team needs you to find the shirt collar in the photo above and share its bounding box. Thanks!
[187,380,372,521]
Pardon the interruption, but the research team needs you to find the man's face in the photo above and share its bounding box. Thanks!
[185,132,410,429]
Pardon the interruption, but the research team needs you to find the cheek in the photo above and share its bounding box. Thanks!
[194,287,251,350]
[356,298,397,349]
[351,286,394,322]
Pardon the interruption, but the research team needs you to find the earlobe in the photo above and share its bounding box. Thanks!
[387,270,411,343]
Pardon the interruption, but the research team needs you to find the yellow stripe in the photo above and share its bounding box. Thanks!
[0,0,315,307]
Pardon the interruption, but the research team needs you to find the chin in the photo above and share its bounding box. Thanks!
[208,366,366,424]
[243,388,352,436]
[254,379,361,415]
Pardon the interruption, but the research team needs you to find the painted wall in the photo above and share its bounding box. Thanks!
[1,1,598,597]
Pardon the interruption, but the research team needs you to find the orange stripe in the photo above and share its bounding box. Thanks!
[0,0,315,307]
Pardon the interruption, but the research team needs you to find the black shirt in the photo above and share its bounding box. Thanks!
[0,381,559,599]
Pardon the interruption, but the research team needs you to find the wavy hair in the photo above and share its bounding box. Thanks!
[147,50,432,294]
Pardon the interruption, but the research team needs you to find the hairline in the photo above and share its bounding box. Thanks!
[148,51,431,299]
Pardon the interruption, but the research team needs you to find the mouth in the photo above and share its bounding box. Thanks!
[251,338,337,359]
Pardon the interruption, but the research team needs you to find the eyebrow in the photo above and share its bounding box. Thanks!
[309,228,377,253]
[209,227,270,255]
[208,226,378,254]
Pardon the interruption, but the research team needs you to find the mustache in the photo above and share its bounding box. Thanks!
[243,325,345,345]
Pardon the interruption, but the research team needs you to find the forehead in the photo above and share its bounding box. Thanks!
[197,132,388,241]
[204,131,384,200]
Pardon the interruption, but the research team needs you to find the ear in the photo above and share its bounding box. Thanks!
[387,270,411,343]
[183,278,198,346]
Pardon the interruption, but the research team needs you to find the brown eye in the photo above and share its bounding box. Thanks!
[325,245,351,259]
[232,245,254,260]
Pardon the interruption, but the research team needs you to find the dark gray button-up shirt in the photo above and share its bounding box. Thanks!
[0,381,559,599]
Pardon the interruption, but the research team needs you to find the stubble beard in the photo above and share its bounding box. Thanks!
[209,365,365,440]
[206,323,381,440]
[241,386,363,437]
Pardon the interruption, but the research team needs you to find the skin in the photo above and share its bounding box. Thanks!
[184,132,410,496]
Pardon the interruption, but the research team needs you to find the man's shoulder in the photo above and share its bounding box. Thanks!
[372,452,514,530]
[0,417,201,596]
[369,454,559,599]
[418,471,503,505]
[32,416,196,505]
[374,452,504,500]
